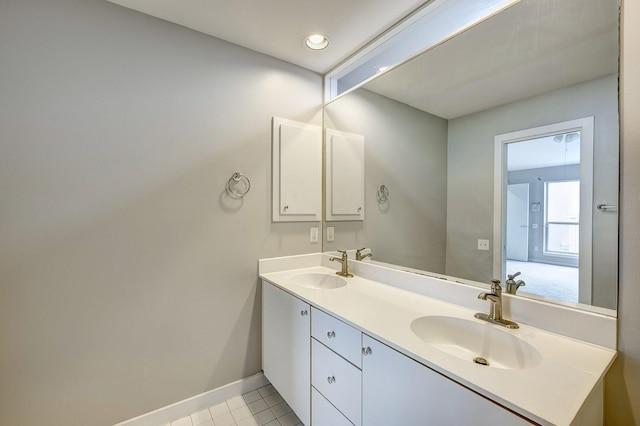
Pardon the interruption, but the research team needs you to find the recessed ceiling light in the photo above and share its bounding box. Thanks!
[305,34,329,50]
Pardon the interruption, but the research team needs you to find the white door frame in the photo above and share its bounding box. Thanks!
[493,117,594,304]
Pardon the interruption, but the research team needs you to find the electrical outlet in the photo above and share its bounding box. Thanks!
[478,239,490,251]
[310,227,318,243]
[327,227,335,242]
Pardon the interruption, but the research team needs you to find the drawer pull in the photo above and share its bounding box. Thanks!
[300,309,308,316]
[362,346,372,356]
[327,376,336,384]
[327,331,336,339]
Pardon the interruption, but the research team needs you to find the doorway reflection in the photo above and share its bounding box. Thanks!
[505,131,582,303]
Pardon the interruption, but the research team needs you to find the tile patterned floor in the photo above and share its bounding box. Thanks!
[161,384,303,426]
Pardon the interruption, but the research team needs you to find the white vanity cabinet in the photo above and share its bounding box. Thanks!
[262,281,535,426]
[361,334,533,426]
[262,282,310,425]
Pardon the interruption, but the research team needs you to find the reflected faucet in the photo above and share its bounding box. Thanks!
[475,279,518,329]
[329,250,354,277]
[355,247,372,261]
[505,272,526,294]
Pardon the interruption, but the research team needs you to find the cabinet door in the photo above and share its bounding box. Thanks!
[361,335,532,426]
[326,128,365,221]
[272,117,322,222]
[262,281,310,425]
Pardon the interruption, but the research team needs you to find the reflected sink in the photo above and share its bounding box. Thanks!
[410,316,542,370]
[292,273,347,289]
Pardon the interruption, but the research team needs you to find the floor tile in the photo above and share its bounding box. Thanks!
[269,402,292,418]
[242,390,262,404]
[253,408,276,426]
[257,385,276,398]
[248,399,269,414]
[213,412,236,426]
[263,421,280,426]
[236,417,259,426]
[171,416,194,426]
[209,402,231,419]
[231,405,253,422]
[276,412,300,426]
[197,421,214,426]
[191,408,213,425]
[263,393,284,408]
[227,395,247,411]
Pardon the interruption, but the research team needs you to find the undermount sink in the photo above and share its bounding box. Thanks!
[410,316,542,370]
[291,272,347,289]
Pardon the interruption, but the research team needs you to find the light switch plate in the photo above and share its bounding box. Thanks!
[310,227,319,243]
[327,227,335,242]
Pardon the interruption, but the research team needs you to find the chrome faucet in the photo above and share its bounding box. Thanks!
[505,272,526,294]
[475,279,518,329]
[329,250,354,277]
[355,247,372,261]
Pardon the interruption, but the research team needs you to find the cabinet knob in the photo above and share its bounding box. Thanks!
[327,376,336,384]
[362,346,372,356]
[300,310,308,316]
[357,206,362,212]
[283,205,289,211]
[327,331,336,339]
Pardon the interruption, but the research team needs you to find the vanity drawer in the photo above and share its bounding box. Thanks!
[311,307,362,367]
[312,387,354,426]
[312,338,362,426]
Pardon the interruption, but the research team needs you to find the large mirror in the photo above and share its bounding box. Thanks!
[323,0,619,313]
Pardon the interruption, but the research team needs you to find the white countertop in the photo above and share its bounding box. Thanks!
[260,260,616,426]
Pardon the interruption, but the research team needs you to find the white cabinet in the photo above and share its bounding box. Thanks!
[312,388,353,426]
[361,335,532,426]
[262,281,310,425]
[325,128,365,221]
[272,117,322,222]
[263,282,536,426]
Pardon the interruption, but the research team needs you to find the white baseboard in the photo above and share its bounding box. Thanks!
[113,372,269,426]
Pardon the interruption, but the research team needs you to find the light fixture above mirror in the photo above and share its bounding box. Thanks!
[324,0,521,101]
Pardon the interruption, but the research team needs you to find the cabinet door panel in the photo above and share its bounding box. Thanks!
[312,387,354,426]
[362,335,532,426]
[262,282,310,425]
[312,339,362,425]
[326,129,365,221]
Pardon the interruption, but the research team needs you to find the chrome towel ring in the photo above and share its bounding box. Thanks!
[377,184,389,203]
[226,172,251,198]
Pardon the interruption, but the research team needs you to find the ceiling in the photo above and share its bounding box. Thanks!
[106,0,428,74]
[363,0,619,119]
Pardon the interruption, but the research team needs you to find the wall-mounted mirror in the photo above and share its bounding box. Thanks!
[323,0,619,314]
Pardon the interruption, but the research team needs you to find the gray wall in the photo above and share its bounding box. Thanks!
[323,89,448,272]
[0,1,322,425]
[446,74,618,309]
[606,1,640,423]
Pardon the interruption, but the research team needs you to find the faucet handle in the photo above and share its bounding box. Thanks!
[508,271,521,279]
[490,279,502,291]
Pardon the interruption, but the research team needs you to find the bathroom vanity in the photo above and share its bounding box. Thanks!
[260,254,616,426]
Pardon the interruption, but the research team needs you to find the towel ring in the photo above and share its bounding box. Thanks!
[226,172,251,198]
[377,184,389,203]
